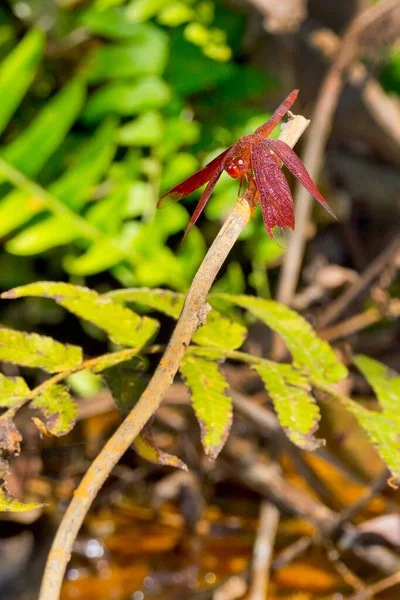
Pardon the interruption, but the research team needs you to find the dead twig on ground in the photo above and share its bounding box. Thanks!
[249,501,279,600]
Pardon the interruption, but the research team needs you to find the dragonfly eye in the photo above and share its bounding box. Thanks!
[225,158,248,179]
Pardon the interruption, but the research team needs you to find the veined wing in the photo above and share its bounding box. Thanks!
[265,139,336,218]
[251,141,295,248]
[256,89,298,139]
[157,147,232,208]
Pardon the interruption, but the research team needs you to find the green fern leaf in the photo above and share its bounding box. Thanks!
[338,394,400,477]
[63,239,125,276]
[0,374,29,408]
[254,362,324,450]
[91,349,142,373]
[107,287,185,318]
[180,354,232,459]
[0,29,45,135]
[2,282,158,349]
[0,486,44,513]
[32,384,77,436]
[353,355,400,427]
[0,328,82,372]
[2,79,86,178]
[216,295,347,384]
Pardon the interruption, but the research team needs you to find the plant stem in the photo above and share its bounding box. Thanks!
[38,113,309,600]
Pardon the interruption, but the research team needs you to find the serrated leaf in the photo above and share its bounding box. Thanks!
[85,26,168,82]
[82,76,170,123]
[31,384,77,436]
[133,423,187,470]
[337,393,400,478]
[216,295,347,384]
[193,311,247,350]
[0,29,45,136]
[3,282,158,349]
[1,79,86,179]
[180,354,232,459]
[353,355,400,427]
[108,287,185,318]
[0,374,29,408]
[254,362,324,450]
[0,328,82,372]
[0,486,43,513]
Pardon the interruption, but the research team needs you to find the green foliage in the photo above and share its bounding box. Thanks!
[0,374,29,407]
[0,487,43,513]
[215,294,348,385]
[0,328,82,373]
[254,362,323,451]
[2,282,159,349]
[0,29,45,135]
[180,353,231,459]
[32,384,77,436]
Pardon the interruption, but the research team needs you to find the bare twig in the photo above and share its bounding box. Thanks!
[317,234,400,329]
[38,115,310,600]
[347,570,400,600]
[249,501,279,600]
[276,0,400,315]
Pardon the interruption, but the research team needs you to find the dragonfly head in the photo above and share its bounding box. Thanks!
[224,157,249,179]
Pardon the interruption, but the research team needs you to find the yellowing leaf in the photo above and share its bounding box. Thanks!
[216,295,347,384]
[107,287,184,318]
[133,423,187,470]
[193,311,247,350]
[0,487,43,513]
[180,354,231,459]
[0,328,82,373]
[0,373,29,407]
[2,282,158,350]
[254,362,324,450]
[353,355,400,427]
[32,384,77,436]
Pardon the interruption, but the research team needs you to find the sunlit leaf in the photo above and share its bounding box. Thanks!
[3,282,158,349]
[180,354,231,459]
[117,112,164,146]
[0,191,42,238]
[32,383,77,436]
[0,29,45,135]
[0,328,82,372]
[82,76,170,123]
[0,373,29,408]
[63,239,125,276]
[0,487,43,513]
[134,423,187,470]
[216,295,347,384]
[1,79,86,178]
[80,6,155,39]
[126,0,165,22]
[107,287,184,318]
[353,355,400,427]
[91,349,142,373]
[254,361,324,450]
[193,311,247,350]
[85,27,168,82]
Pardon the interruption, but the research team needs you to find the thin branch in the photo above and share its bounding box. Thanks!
[276,0,400,311]
[249,501,279,600]
[38,114,310,600]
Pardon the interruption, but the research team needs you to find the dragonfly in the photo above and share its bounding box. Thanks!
[157,90,335,248]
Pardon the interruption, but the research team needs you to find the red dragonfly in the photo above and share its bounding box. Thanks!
[158,90,335,247]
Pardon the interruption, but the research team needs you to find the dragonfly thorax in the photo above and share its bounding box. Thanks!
[224,157,248,179]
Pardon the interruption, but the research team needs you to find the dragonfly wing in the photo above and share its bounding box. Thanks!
[265,139,336,218]
[157,147,232,208]
[255,90,298,139]
[251,142,295,248]
[182,162,225,241]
